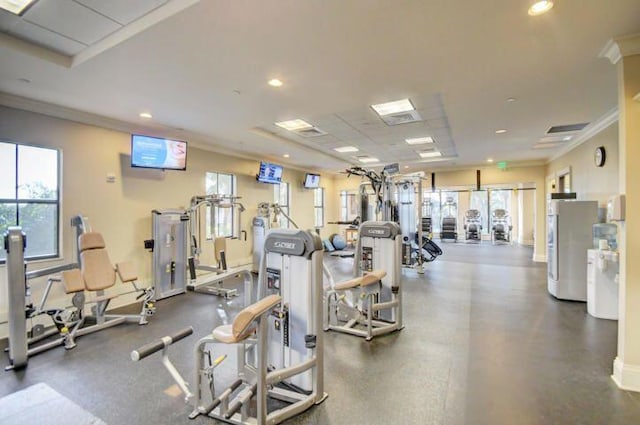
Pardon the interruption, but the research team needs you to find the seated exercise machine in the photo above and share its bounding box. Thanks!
[132,229,327,424]
[184,195,252,300]
[491,209,512,244]
[464,209,482,242]
[324,221,403,341]
[3,220,154,371]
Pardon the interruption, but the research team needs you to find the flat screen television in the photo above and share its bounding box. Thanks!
[257,161,283,184]
[131,134,187,171]
[304,173,320,188]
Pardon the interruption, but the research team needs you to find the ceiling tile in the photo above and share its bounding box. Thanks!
[75,0,169,25]
[6,20,87,55]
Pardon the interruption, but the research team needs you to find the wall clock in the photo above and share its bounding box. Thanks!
[594,146,606,167]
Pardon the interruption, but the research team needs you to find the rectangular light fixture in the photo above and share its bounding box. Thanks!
[405,136,434,145]
[0,0,37,15]
[358,157,380,163]
[370,98,414,116]
[418,151,442,158]
[334,146,359,153]
[275,119,313,131]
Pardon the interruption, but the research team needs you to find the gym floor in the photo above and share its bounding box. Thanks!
[2,242,640,425]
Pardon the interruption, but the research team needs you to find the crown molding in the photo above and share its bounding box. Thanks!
[547,107,618,163]
[600,33,640,65]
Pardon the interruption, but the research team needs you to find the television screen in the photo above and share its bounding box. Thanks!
[304,173,320,188]
[257,161,283,184]
[131,134,187,170]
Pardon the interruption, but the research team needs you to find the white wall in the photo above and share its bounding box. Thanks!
[0,106,337,334]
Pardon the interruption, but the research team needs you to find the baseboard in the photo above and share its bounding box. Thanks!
[532,254,547,263]
[612,357,640,392]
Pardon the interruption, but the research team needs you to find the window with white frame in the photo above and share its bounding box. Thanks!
[340,190,358,222]
[0,142,60,263]
[274,182,290,228]
[314,187,324,228]
[205,172,236,238]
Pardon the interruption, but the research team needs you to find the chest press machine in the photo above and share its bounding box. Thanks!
[324,221,403,341]
[131,229,326,424]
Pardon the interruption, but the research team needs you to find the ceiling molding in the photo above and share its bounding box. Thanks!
[600,33,640,65]
[547,107,618,163]
[72,0,200,67]
[0,32,71,67]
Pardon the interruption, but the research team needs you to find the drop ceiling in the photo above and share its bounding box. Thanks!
[0,0,639,172]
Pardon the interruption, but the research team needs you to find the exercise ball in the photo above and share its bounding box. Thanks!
[332,235,347,250]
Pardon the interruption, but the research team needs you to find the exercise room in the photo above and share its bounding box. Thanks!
[1,1,639,424]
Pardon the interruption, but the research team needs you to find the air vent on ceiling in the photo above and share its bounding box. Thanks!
[532,143,563,150]
[294,127,327,138]
[547,123,589,134]
[380,110,422,126]
[538,135,572,144]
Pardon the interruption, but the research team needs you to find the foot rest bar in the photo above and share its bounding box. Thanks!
[224,383,257,419]
[371,299,399,312]
[200,379,243,416]
[131,327,194,361]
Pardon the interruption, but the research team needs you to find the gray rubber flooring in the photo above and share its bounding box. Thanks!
[2,242,640,424]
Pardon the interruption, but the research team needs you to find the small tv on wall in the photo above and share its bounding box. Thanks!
[257,161,283,184]
[304,173,320,188]
[131,134,187,171]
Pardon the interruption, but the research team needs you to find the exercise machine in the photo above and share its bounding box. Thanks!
[146,209,189,300]
[491,209,512,244]
[325,221,403,340]
[131,228,327,424]
[4,219,154,371]
[441,197,458,242]
[464,209,482,242]
[186,194,252,300]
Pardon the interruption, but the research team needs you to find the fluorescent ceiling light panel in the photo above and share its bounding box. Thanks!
[0,0,37,15]
[275,119,313,131]
[370,99,414,116]
[405,136,434,145]
[418,151,442,158]
[334,146,359,153]
[358,157,380,163]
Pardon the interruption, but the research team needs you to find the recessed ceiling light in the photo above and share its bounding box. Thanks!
[139,112,152,119]
[528,1,554,16]
[487,158,494,163]
[495,129,507,134]
[370,99,414,116]
[283,154,290,158]
[507,97,517,102]
[358,157,380,164]
[268,78,283,87]
[334,146,359,153]
[562,136,573,141]
[275,119,313,131]
[0,0,37,15]
[418,151,442,159]
[405,136,434,145]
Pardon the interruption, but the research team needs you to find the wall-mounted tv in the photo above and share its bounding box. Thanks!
[304,173,320,188]
[257,161,283,184]
[131,134,187,171]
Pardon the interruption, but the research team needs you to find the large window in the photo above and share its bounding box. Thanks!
[0,142,60,262]
[314,188,324,228]
[340,191,358,222]
[205,172,236,238]
[274,182,290,228]
[470,190,489,234]
[490,189,512,229]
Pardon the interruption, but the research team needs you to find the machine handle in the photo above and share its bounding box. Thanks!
[131,327,193,361]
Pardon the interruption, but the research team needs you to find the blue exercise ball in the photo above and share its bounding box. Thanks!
[332,235,347,250]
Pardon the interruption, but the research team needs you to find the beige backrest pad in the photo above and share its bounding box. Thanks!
[79,232,106,251]
[81,250,116,291]
[232,294,282,339]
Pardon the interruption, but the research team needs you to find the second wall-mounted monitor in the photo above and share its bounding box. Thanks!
[304,173,320,188]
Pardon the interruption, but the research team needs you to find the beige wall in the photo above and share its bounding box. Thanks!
[0,106,337,331]
[546,123,619,208]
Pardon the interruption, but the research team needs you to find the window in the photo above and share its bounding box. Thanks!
[0,142,60,262]
[205,172,236,238]
[314,187,324,228]
[490,189,512,229]
[423,191,442,233]
[274,182,290,228]
[340,190,358,222]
